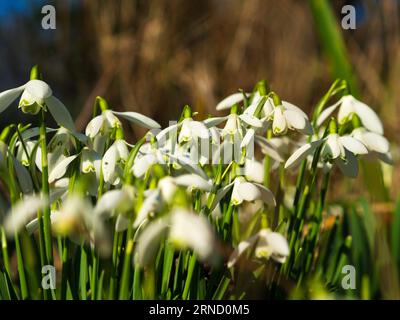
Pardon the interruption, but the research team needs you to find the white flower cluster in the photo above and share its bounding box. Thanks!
[0,78,391,270]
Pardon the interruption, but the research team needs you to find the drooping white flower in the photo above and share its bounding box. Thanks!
[133,174,212,229]
[102,139,129,185]
[131,143,166,178]
[227,228,289,267]
[243,97,313,136]
[80,147,101,174]
[178,118,209,144]
[52,195,111,256]
[4,194,48,235]
[216,92,249,111]
[134,209,216,267]
[270,101,313,136]
[316,95,383,134]
[168,209,215,260]
[94,186,135,232]
[86,109,161,139]
[230,177,275,206]
[351,128,392,164]
[85,110,121,138]
[285,133,368,178]
[0,79,75,131]
[211,176,275,210]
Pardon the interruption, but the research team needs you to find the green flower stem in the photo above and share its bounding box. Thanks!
[108,230,120,300]
[7,150,28,299]
[39,110,53,267]
[1,227,11,277]
[182,253,197,300]
[118,225,134,300]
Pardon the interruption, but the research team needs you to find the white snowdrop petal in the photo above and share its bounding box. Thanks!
[112,111,161,129]
[263,230,290,258]
[174,174,212,192]
[4,195,47,234]
[115,215,129,232]
[324,134,341,159]
[132,154,157,177]
[102,145,118,183]
[48,154,79,183]
[285,140,322,169]
[169,209,214,261]
[263,98,274,117]
[339,136,368,155]
[244,159,264,184]
[353,100,384,134]
[237,182,261,202]
[227,236,258,268]
[115,140,129,160]
[216,92,247,110]
[85,115,104,138]
[135,218,169,267]
[316,99,342,127]
[241,129,255,149]
[45,95,76,132]
[282,101,308,118]
[189,121,209,139]
[94,189,126,217]
[21,127,57,140]
[155,123,179,144]
[337,95,355,123]
[361,132,389,154]
[0,85,26,113]
[284,109,306,130]
[14,158,34,194]
[272,107,287,135]
[254,183,276,207]
[254,135,284,163]
[239,113,263,128]
[210,182,235,211]
[203,116,228,128]
[134,190,160,228]
[25,80,52,99]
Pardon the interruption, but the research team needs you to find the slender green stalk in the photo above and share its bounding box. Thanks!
[39,110,53,266]
[1,227,11,276]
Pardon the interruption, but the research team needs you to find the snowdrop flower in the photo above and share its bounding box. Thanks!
[52,195,111,256]
[216,92,249,111]
[243,97,313,136]
[285,133,368,178]
[211,176,275,210]
[178,117,209,144]
[132,143,167,178]
[230,177,275,206]
[86,109,161,139]
[228,228,289,267]
[4,194,48,235]
[16,140,37,166]
[94,186,136,232]
[102,139,129,185]
[81,147,101,174]
[85,110,121,138]
[236,158,265,184]
[316,95,383,134]
[269,100,313,136]
[134,209,216,267]
[351,128,392,164]
[133,174,212,228]
[0,79,75,131]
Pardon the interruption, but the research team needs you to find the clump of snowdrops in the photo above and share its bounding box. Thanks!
[0,67,392,300]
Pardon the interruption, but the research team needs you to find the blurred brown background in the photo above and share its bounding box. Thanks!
[0,0,399,192]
